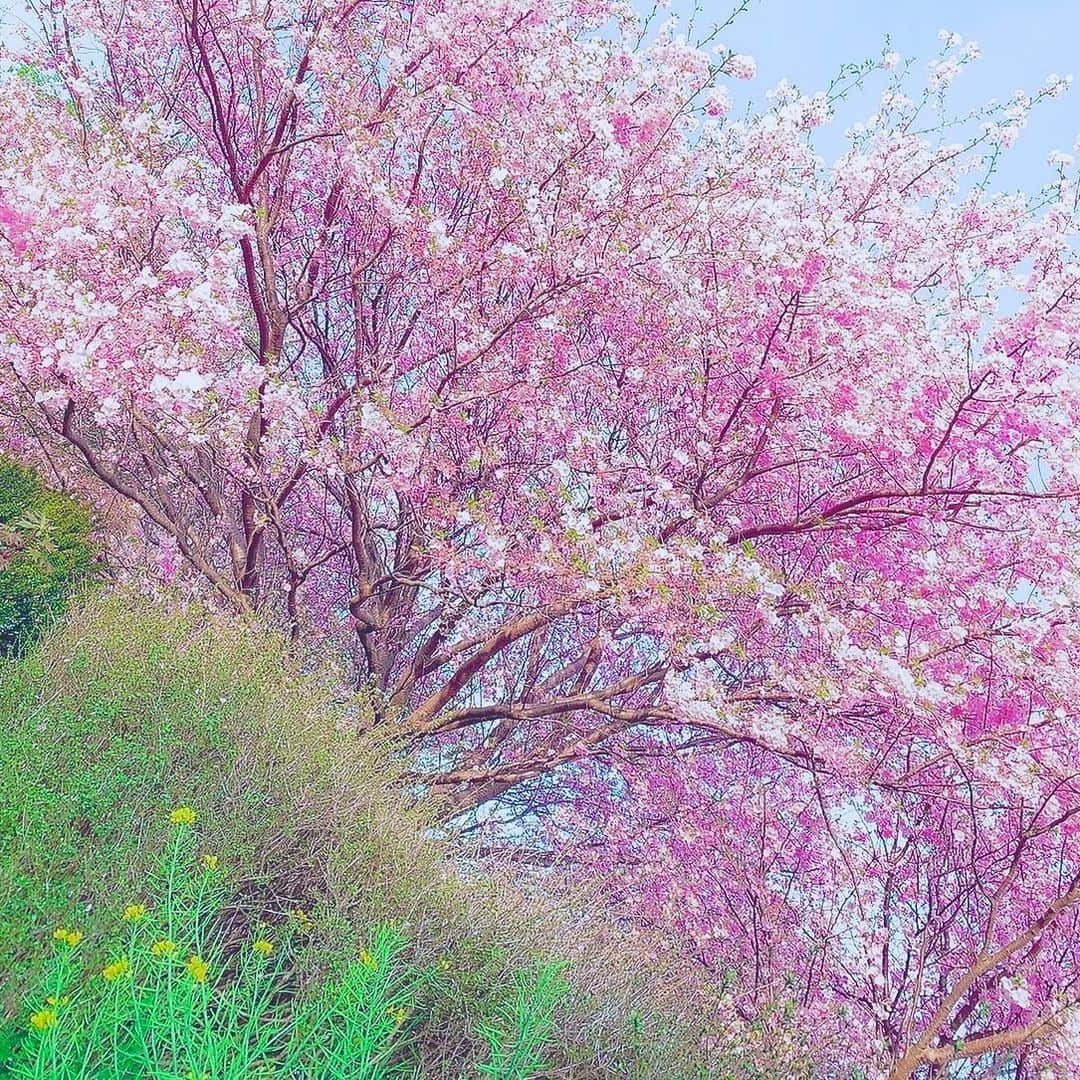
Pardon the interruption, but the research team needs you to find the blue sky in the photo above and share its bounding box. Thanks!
[692,0,1078,192]
[1,0,1076,194]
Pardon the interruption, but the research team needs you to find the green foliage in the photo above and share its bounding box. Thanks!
[0,458,96,657]
[7,812,570,1078]
[478,962,569,1079]
[2,807,582,1079]
[286,923,423,1079]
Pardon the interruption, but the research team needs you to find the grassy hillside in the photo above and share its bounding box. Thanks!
[0,594,764,1078]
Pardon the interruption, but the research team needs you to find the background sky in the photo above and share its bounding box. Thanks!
[1,0,1077,194]
[691,0,1079,192]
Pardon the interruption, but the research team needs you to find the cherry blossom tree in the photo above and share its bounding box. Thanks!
[1,1,1079,1073]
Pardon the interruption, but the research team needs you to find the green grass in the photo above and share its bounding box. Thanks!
[0,592,755,1078]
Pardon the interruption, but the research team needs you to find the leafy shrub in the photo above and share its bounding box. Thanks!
[0,458,96,657]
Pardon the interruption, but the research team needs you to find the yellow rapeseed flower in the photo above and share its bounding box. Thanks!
[186,955,209,983]
[437,956,450,972]
[252,939,274,957]
[53,928,83,947]
[122,904,147,922]
[359,949,379,971]
[45,995,70,1007]
[387,1005,408,1026]
[201,853,219,871]
[169,806,197,825]
[102,957,131,981]
[150,939,177,957]
[29,1009,57,1031]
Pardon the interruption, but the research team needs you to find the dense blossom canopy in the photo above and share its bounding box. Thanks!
[1,0,1078,1074]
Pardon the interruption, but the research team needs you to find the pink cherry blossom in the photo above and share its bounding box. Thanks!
[0,3,1078,1075]
[727,52,757,80]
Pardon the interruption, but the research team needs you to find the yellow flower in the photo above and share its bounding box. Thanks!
[122,904,147,922]
[29,1009,57,1031]
[45,995,70,1007]
[387,1005,408,1026]
[252,938,274,957]
[53,927,83,947]
[186,954,209,983]
[359,949,379,971]
[437,956,450,972]
[169,806,197,825]
[290,908,313,927]
[102,957,131,981]
[201,853,219,871]
[150,939,177,957]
